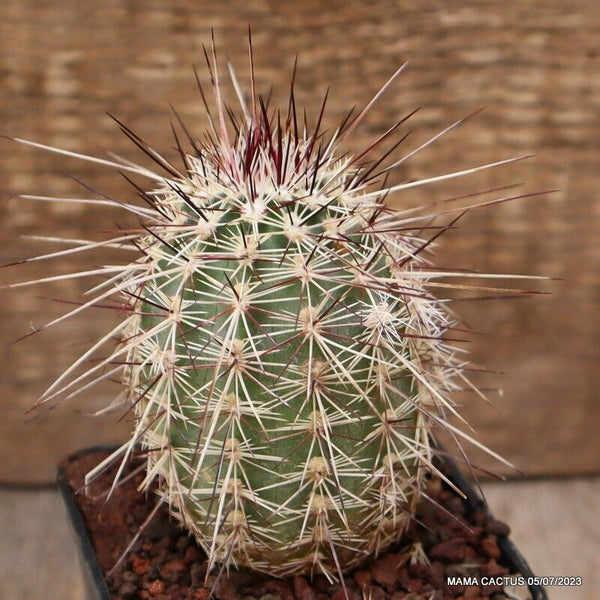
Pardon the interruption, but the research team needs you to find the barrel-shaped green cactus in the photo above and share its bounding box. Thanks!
[115,86,462,577]
[121,141,448,577]
[13,49,526,580]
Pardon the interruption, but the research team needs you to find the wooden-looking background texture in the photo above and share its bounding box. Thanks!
[0,1,598,484]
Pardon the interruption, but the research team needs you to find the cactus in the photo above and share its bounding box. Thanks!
[9,45,532,580]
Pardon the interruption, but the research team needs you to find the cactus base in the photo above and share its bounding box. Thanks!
[58,446,547,600]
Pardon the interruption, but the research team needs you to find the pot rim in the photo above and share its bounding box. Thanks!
[57,445,113,600]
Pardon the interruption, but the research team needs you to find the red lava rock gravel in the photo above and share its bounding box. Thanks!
[63,451,519,600]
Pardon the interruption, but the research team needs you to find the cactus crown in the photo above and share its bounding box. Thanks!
[11,45,530,581]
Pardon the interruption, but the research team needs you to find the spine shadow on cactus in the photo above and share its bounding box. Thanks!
[4,37,547,584]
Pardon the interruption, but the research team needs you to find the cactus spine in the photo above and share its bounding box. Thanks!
[11,48,527,580]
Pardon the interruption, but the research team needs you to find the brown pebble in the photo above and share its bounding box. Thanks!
[472,510,487,526]
[353,570,372,589]
[407,577,424,593]
[446,495,467,516]
[463,585,481,598]
[429,538,467,562]
[118,581,137,598]
[481,535,501,560]
[408,562,432,580]
[121,570,138,583]
[215,578,242,600]
[371,554,399,590]
[293,576,315,600]
[367,585,386,600]
[484,583,504,595]
[147,560,161,579]
[184,545,202,563]
[333,589,360,600]
[486,519,510,537]
[481,559,508,578]
[132,554,151,576]
[264,580,294,600]
[175,535,189,553]
[450,585,466,596]
[147,579,165,596]
[430,561,444,584]
[161,557,186,576]
[464,525,483,545]
[190,563,206,588]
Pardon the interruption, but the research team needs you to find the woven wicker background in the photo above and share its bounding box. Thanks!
[1,0,598,483]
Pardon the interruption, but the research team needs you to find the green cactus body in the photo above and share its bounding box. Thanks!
[119,112,455,577]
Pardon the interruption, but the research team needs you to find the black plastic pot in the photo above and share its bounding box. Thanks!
[57,446,548,600]
[57,446,112,600]
[440,455,549,600]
